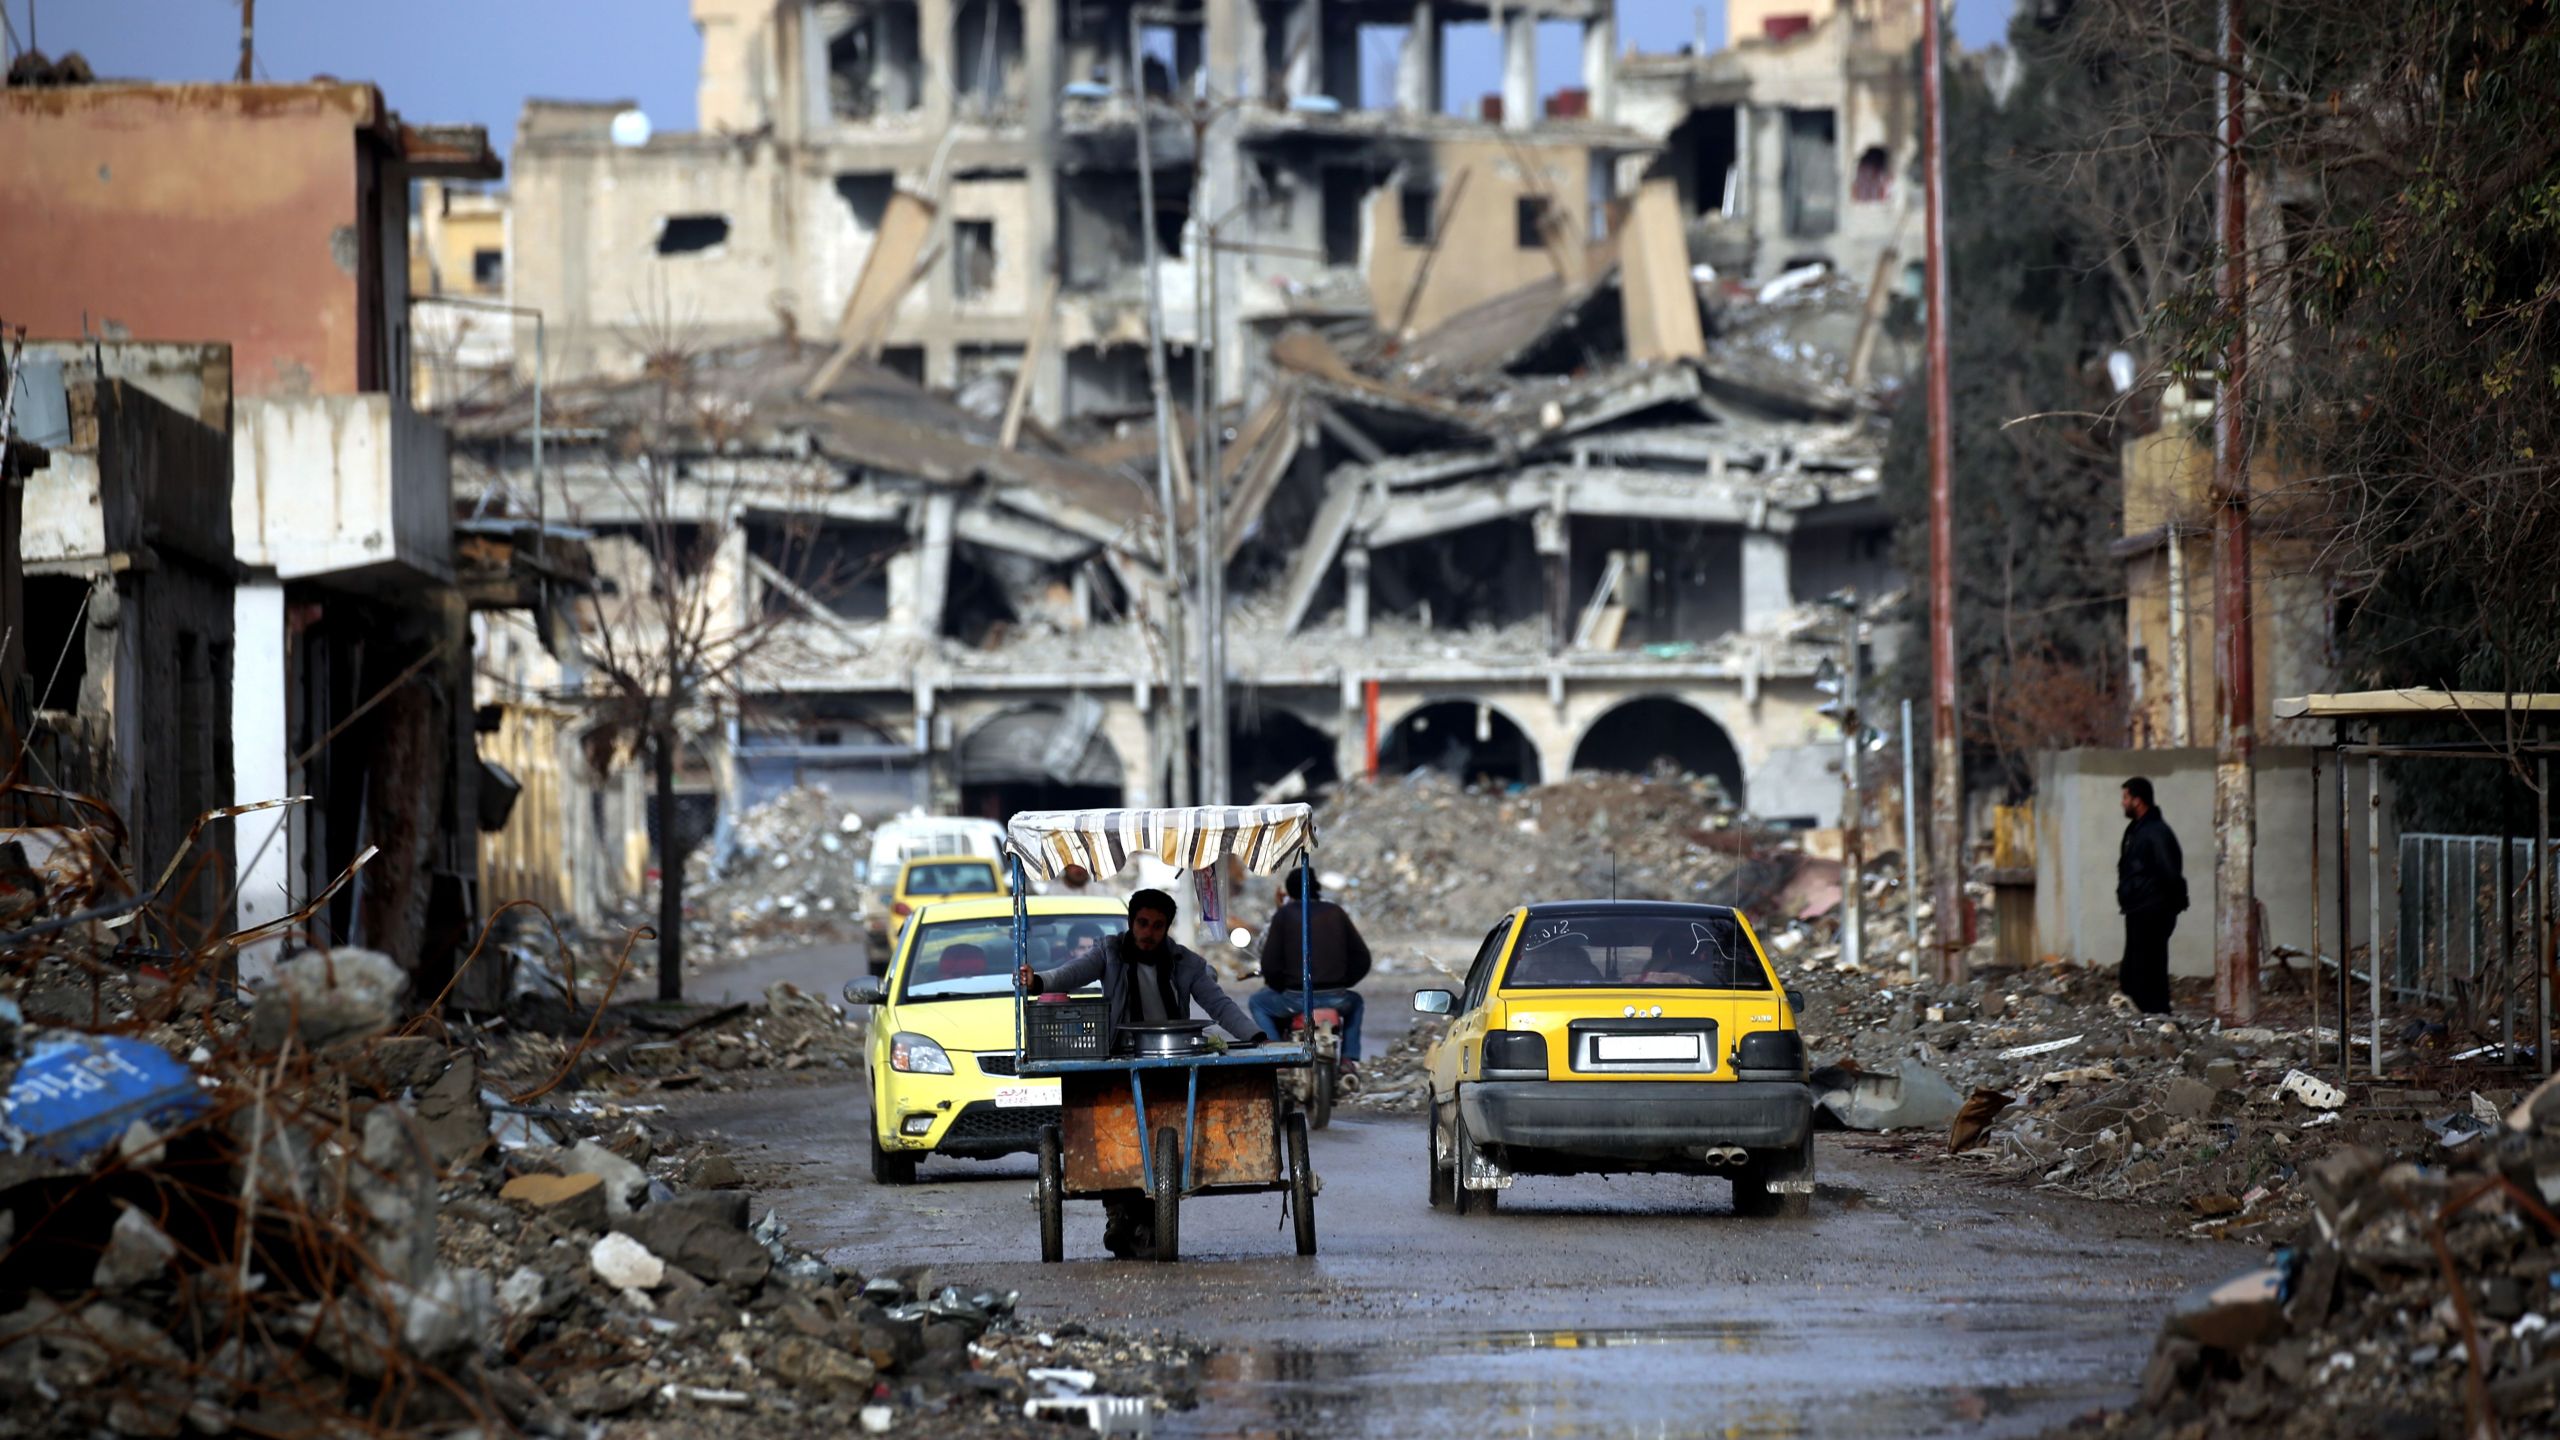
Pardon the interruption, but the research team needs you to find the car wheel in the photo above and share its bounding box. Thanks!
[1451,1106,1499,1218]
[1285,1111,1318,1257]
[1427,1103,1455,1211]
[1036,1124,1065,1263]
[869,1111,920,1186]
[1151,1125,1183,1263]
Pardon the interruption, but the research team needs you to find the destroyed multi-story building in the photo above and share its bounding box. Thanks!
[453,0,1929,909]
[1,77,573,997]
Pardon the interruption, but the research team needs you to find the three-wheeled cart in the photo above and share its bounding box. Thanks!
[1003,805,1324,1263]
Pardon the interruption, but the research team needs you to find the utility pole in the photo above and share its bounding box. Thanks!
[1920,0,1964,983]
[1838,619,1865,974]
[1131,12,1190,807]
[2210,0,2258,1023]
[236,0,255,82]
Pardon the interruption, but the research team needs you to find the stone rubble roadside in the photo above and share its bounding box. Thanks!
[0,939,1198,1439]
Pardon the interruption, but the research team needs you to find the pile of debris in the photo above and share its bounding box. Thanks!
[2,836,1185,1437]
[490,980,867,1096]
[1315,771,1753,937]
[2076,1078,2560,1438]
[675,786,868,968]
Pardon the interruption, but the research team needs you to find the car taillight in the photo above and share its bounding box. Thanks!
[1481,1030,1548,1074]
[891,901,911,917]
[1731,1030,1805,1078]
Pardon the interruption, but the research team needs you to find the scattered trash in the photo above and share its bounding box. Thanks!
[1813,1060,1963,1132]
[2278,1070,2346,1111]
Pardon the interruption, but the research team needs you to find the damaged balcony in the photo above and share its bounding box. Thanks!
[234,394,457,590]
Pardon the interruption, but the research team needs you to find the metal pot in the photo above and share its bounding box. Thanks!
[1117,1019,1211,1058]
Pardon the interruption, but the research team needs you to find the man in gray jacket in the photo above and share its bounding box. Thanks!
[1025,888,1265,1257]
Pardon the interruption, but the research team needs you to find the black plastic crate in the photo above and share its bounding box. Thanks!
[1023,997,1110,1061]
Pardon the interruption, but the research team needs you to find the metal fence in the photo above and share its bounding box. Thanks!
[2393,833,2557,1022]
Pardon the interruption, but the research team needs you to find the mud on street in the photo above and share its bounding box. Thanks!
[666,939,2246,1440]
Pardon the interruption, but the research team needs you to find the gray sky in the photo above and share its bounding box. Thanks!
[10,0,2017,165]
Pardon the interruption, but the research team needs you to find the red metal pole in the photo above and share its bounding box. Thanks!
[1363,679,1381,782]
[2211,0,2259,1023]
[1921,0,1964,985]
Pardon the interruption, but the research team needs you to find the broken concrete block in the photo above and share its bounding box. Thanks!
[589,1232,665,1291]
[500,1171,609,1232]
[248,949,403,1053]
[92,1205,177,1291]
[770,1333,878,1395]
[2203,1057,2242,1090]
[2167,1266,2286,1352]
[392,1266,493,1362]
[613,1191,772,1289]
[2163,1076,2218,1119]
[2279,1069,2346,1111]
[498,1266,547,1318]
[684,1152,747,1190]
[563,1138,650,1216]
[2304,1145,2383,1226]
[1811,1061,1963,1132]
[414,1052,492,1167]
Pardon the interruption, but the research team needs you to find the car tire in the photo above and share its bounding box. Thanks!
[1285,1111,1318,1257]
[869,1111,920,1187]
[1427,1104,1455,1212]
[1151,1125,1183,1263]
[1036,1124,1065,1263]
[1451,1106,1499,1218]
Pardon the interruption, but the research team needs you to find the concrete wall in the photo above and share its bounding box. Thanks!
[2035,746,2395,980]
[233,394,456,587]
[0,85,378,398]
[1367,136,1599,336]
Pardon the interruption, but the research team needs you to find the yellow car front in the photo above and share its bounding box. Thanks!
[862,896,1119,1185]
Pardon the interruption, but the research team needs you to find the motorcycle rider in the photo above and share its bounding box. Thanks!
[1249,875,1373,1078]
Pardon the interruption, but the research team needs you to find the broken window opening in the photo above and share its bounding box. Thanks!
[655,214,731,255]
[880,345,927,384]
[821,0,924,120]
[836,173,895,232]
[1154,169,1193,260]
[750,519,897,622]
[1569,520,1742,648]
[1780,107,1838,239]
[1436,21,1497,116]
[1570,697,1744,803]
[1515,194,1552,250]
[1321,167,1368,266]
[24,575,91,713]
[942,541,1021,646]
[1665,105,1740,219]
[1138,22,1202,98]
[470,247,504,290]
[1379,699,1542,787]
[1852,145,1891,203]
[1228,704,1340,806]
[1373,518,1543,631]
[954,218,998,300]
[953,0,1026,119]
[1355,23,1409,111]
[1065,345,1154,414]
[1398,184,1434,245]
[1060,171,1145,289]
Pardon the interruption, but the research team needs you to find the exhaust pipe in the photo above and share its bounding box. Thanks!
[1702,1145,1748,1167]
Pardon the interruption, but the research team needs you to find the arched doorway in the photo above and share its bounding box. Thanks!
[1379,699,1542,788]
[1571,696,1745,806]
[1226,704,1339,805]
[958,701,1125,819]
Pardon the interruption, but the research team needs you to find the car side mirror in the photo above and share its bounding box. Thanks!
[1785,987,1805,1012]
[844,977,887,1007]
[1413,989,1454,1015]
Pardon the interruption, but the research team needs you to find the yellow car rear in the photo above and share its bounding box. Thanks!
[850,895,1117,1185]
[1417,901,1814,1217]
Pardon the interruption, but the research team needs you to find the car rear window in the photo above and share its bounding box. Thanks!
[1501,913,1769,991]
[900,915,1117,1002]
[905,860,999,896]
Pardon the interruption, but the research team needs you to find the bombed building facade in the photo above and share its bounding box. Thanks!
[462,0,1926,907]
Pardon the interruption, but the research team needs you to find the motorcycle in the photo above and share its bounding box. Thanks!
[1283,1004,1345,1130]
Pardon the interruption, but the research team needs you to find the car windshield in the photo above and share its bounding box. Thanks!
[899,915,1118,1001]
[1501,912,1769,990]
[904,860,999,896]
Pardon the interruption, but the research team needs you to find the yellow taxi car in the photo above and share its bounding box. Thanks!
[1415,901,1814,1217]
[863,853,1010,973]
[843,895,1118,1185]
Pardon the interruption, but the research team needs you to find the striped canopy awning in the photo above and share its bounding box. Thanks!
[1006,805,1317,882]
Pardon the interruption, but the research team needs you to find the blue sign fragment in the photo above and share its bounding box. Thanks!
[2,1031,211,1167]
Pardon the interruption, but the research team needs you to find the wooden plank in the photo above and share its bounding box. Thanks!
[1618,177,1706,363]
[1000,271,1061,451]
[1061,1066,1281,1193]
[804,190,939,400]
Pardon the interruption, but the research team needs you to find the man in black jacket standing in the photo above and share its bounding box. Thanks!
[2116,777,2187,1015]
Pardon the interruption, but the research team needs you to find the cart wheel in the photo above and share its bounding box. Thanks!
[1036,1125,1065,1263]
[1151,1126,1182,1263]
[869,1110,919,1187]
[1452,1107,1499,1217]
[1306,1058,1335,1131]
[1285,1110,1318,1256]
[1426,1104,1454,1211]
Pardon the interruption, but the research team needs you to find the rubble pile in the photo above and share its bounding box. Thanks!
[1345,1017,1446,1115]
[673,786,867,968]
[1316,771,1753,936]
[1,815,1183,1438]
[2078,1078,2560,1439]
[489,981,866,1096]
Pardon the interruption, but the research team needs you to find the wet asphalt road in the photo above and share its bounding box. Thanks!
[665,1055,2244,1440]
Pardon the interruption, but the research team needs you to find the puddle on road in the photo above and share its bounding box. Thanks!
[1165,1329,2088,1440]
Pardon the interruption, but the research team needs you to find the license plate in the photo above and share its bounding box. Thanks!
[991,1085,1054,1109]
[1595,1034,1700,1063]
